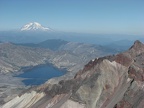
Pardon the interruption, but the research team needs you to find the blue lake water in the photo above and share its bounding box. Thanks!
[16,65,66,86]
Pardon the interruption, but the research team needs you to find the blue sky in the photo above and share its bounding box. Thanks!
[0,0,144,35]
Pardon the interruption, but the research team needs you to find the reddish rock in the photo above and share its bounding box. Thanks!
[114,53,132,67]
[128,66,144,81]
[115,100,131,108]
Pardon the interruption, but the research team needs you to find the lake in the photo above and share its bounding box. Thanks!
[16,65,66,86]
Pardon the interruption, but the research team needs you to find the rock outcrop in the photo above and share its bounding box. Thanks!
[2,40,144,108]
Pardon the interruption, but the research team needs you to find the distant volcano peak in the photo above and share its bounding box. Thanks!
[21,22,52,31]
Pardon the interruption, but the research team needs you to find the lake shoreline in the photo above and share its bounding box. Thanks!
[13,62,67,76]
[14,63,67,86]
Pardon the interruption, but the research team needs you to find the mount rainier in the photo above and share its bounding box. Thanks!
[21,22,52,31]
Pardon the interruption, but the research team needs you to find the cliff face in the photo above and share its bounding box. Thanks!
[2,40,144,108]
[114,40,144,108]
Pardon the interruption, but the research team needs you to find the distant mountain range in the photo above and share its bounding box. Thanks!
[0,39,115,73]
[21,22,52,31]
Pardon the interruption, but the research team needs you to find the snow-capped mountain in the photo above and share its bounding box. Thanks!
[21,22,52,31]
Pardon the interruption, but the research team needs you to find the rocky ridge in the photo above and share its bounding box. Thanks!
[1,40,144,108]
